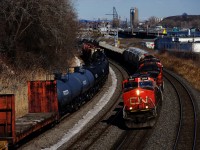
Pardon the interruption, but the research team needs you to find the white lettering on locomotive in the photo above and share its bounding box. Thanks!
[130,96,150,104]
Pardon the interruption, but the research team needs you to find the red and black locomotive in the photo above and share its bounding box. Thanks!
[122,48,163,128]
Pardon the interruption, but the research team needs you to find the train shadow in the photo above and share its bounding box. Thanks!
[101,102,131,131]
[101,107,127,130]
[101,101,152,131]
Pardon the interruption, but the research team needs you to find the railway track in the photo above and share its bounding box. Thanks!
[164,69,197,150]
[113,128,151,150]
[60,60,128,149]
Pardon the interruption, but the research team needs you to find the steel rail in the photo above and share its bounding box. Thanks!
[164,69,197,150]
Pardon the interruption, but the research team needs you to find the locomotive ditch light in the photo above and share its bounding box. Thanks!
[145,105,149,109]
[136,89,140,96]
[129,107,133,110]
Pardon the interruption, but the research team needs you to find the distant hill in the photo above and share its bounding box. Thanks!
[160,15,200,28]
[163,15,200,22]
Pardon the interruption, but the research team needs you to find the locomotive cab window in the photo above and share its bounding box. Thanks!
[123,81,138,92]
[139,81,153,90]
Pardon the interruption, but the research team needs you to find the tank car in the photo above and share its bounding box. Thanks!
[55,67,95,114]
[56,50,109,114]
[83,51,109,90]
[122,74,162,128]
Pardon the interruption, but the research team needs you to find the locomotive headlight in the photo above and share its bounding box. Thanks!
[136,90,140,96]
[145,105,149,109]
[129,107,133,110]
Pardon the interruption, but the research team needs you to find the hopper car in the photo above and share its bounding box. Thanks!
[0,48,109,147]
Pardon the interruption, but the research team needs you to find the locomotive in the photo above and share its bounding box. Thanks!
[122,74,162,128]
[0,44,109,147]
[137,55,164,91]
[121,47,164,128]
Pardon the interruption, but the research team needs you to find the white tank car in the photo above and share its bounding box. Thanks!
[123,47,149,66]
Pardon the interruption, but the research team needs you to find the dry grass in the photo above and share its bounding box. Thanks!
[154,53,200,91]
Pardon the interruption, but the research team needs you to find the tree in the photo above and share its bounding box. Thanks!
[148,16,158,27]
[0,0,78,70]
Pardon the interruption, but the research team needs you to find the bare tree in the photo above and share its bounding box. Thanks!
[0,0,78,71]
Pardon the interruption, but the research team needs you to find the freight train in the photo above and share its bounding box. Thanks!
[99,42,163,128]
[0,45,109,148]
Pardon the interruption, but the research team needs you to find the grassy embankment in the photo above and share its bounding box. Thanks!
[155,53,200,91]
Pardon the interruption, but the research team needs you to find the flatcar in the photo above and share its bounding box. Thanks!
[0,46,109,147]
[122,74,162,128]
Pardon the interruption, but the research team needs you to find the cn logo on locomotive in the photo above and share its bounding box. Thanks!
[129,96,151,104]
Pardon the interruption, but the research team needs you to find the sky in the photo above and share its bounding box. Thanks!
[73,0,199,21]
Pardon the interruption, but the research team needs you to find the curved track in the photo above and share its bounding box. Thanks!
[65,60,128,149]
[113,128,151,150]
[164,70,197,150]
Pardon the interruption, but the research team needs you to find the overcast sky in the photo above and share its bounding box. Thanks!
[73,0,199,21]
